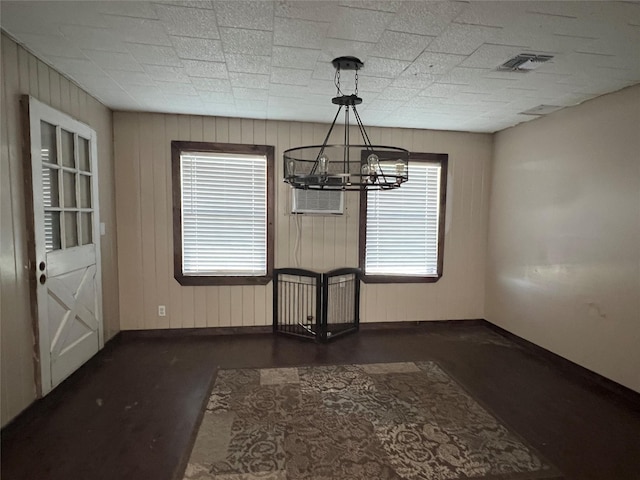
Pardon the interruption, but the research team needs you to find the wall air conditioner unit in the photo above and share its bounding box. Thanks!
[291,188,344,215]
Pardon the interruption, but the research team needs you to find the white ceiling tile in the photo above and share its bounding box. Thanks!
[232,87,269,100]
[162,94,204,109]
[157,81,198,95]
[106,70,158,86]
[270,67,312,86]
[191,77,232,92]
[171,37,225,61]
[225,54,271,74]
[268,83,308,98]
[388,1,465,36]
[13,33,85,59]
[45,57,99,77]
[228,72,270,89]
[1,2,66,35]
[307,78,337,94]
[159,1,215,10]
[427,23,502,56]
[220,28,272,55]
[154,4,220,38]
[198,91,235,104]
[356,76,393,93]
[214,1,274,30]
[97,1,159,19]
[360,57,410,78]
[327,6,394,43]
[71,73,125,92]
[364,98,404,112]
[408,52,468,76]
[377,87,420,102]
[126,43,182,67]
[82,50,144,72]
[272,46,320,69]
[275,1,340,22]
[373,30,433,61]
[454,3,529,29]
[143,65,191,83]
[338,1,403,13]
[102,14,172,46]
[274,17,329,49]
[183,59,228,78]
[59,25,129,53]
[391,72,439,89]
[419,83,468,98]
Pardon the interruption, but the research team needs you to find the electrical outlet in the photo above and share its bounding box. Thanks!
[158,305,166,317]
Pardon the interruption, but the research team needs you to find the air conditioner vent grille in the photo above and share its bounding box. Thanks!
[291,189,344,215]
[498,54,554,72]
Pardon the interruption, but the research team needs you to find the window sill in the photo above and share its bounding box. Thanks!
[175,274,272,286]
[361,274,442,284]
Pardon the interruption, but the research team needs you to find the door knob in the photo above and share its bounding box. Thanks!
[39,274,46,284]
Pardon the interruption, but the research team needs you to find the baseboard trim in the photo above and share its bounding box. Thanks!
[119,319,486,338]
[359,319,486,330]
[119,326,272,338]
[483,320,640,410]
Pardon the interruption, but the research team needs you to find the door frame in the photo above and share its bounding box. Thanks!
[21,95,103,396]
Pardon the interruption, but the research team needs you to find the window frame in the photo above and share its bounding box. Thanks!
[358,152,448,284]
[171,140,275,286]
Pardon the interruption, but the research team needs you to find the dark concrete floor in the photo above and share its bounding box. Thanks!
[2,322,639,480]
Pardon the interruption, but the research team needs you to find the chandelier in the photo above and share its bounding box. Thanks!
[284,56,409,191]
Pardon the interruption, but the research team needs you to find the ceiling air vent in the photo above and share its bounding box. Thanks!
[498,54,554,72]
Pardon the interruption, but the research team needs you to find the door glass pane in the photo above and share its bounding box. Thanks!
[63,171,77,208]
[61,129,75,168]
[78,137,90,172]
[80,212,92,245]
[79,174,91,208]
[64,212,78,248]
[44,211,61,252]
[42,166,59,208]
[40,121,57,165]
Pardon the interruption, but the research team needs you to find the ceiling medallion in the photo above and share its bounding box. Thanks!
[284,56,409,191]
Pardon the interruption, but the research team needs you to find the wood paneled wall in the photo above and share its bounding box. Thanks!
[114,112,492,330]
[0,34,119,426]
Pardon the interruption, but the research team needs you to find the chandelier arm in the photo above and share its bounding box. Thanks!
[344,106,350,175]
[352,106,391,184]
[310,105,343,175]
[352,106,374,152]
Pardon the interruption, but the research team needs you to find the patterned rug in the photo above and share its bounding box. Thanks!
[182,362,562,480]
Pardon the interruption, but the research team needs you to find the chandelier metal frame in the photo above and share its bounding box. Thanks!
[283,56,409,191]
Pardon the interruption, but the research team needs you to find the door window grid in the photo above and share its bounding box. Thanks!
[41,121,93,252]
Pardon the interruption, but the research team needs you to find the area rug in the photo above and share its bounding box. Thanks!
[182,362,562,480]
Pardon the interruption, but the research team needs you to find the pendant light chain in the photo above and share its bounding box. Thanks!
[355,69,358,96]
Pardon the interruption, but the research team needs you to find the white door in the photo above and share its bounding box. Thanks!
[24,96,103,395]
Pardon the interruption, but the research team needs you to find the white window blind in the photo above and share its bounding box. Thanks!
[181,152,267,276]
[365,163,441,276]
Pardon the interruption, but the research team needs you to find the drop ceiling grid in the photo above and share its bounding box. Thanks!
[1,0,639,132]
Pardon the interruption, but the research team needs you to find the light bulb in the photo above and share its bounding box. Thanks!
[287,159,295,176]
[367,153,379,174]
[395,161,405,176]
[360,164,370,181]
[318,154,329,174]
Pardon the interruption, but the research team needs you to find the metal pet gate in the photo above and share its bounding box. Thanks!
[273,268,361,342]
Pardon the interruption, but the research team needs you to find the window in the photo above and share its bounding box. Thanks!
[172,141,274,285]
[359,153,447,283]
